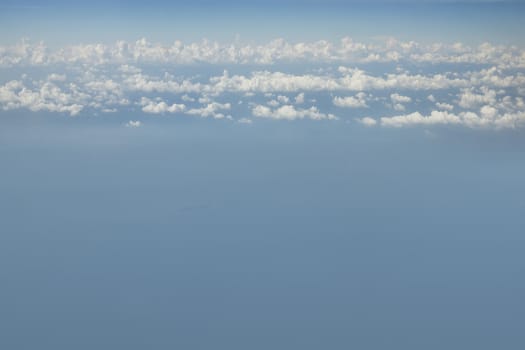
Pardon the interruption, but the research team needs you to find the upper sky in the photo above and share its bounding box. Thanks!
[2,0,525,45]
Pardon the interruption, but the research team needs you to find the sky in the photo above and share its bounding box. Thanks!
[1,1,525,349]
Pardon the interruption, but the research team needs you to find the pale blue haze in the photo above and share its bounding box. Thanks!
[1,1,525,349]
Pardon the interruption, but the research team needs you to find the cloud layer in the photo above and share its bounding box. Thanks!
[1,37,525,129]
[2,38,525,68]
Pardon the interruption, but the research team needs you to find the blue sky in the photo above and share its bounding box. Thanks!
[1,1,525,349]
[2,1,525,44]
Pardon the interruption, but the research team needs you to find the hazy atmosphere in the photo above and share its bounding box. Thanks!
[1,1,524,349]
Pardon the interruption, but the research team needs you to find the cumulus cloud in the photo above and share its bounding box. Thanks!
[125,120,142,128]
[436,102,454,111]
[267,99,280,107]
[295,92,305,104]
[390,93,412,104]
[333,92,368,108]
[480,105,497,119]
[112,67,485,97]
[357,117,377,126]
[388,94,410,111]
[181,94,195,102]
[380,110,525,129]
[458,87,497,109]
[140,97,186,114]
[187,102,231,119]
[381,111,461,127]
[0,79,84,116]
[2,37,525,68]
[139,97,230,119]
[277,95,290,104]
[252,105,336,121]
[2,37,525,130]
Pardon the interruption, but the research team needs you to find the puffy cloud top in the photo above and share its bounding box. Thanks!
[1,37,524,130]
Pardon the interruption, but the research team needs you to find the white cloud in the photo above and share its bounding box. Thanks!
[198,96,212,104]
[390,93,412,103]
[381,111,462,127]
[0,79,84,116]
[187,102,231,119]
[125,120,142,128]
[333,92,368,108]
[357,117,377,126]
[123,72,202,94]
[436,102,454,111]
[210,70,340,93]
[140,97,186,114]
[393,103,406,111]
[337,66,468,91]
[388,93,410,111]
[2,37,524,68]
[2,37,525,131]
[252,104,337,121]
[181,94,195,102]
[277,95,290,104]
[458,87,497,109]
[295,92,305,104]
[380,110,525,129]
[480,105,497,119]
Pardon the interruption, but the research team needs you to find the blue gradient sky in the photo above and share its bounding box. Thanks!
[2,1,525,44]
